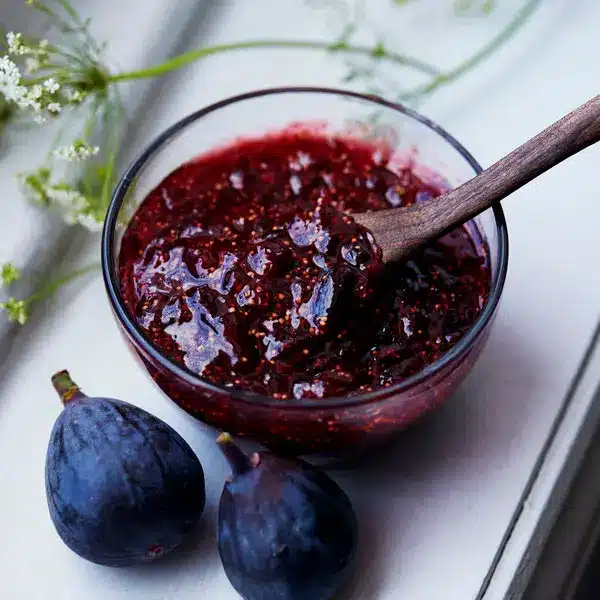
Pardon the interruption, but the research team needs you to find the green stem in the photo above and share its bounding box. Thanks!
[107,39,441,83]
[217,432,255,475]
[99,90,124,212]
[107,0,540,102]
[401,0,543,101]
[22,73,61,85]
[25,262,100,306]
[51,369,85,404]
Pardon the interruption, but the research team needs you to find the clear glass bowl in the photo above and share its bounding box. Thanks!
[101,87,508,457]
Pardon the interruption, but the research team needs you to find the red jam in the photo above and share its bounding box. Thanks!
[119,132,490,401]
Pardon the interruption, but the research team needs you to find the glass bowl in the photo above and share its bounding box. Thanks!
[101,87,508,457]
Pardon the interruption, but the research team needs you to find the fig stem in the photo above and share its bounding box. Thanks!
[217,433,254,475]
[51,370,85,404]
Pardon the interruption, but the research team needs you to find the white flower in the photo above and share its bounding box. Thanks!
[64,88,86,104]
[43,78,60,94]
[74,213,103,231]
[43,182,103,231]
[62,210,103,231]
[20,162,104,232]
[6,32,26,56]
[6,32,49,60]
[45,187,88,210]
[0,57,47,115]
[29,84,42,99]
[0,56,25,103]
[24,57,40,74]
[0,56,66,120]
[54,140,99,161]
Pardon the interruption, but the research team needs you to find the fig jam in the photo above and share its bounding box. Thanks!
[119,132,490,401]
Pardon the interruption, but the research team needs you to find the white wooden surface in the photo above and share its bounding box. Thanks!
[1,1,600,599]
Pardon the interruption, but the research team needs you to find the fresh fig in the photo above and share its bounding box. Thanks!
[45,370,205,566]
[216,433,358,600]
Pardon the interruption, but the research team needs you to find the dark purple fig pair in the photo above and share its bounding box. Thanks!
[45,371,358,600]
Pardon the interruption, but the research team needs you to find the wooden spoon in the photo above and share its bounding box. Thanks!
[353,95,600,262]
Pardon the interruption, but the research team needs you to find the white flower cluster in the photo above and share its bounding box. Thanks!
[1,32,87,122]
[0,55,60,122]
[6,32,25,55]
[6,32,49,73]
[68,213,104,231]
[54,140,100,161]
[21,168,104,232]
[64,88,86,104]
[55,187,103,231]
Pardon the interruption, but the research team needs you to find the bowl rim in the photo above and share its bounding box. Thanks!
[101,86,509,409]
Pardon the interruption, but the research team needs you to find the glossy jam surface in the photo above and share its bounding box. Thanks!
[119,132,490,400]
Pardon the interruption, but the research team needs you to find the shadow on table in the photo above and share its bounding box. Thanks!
[85,512,222,596]
[328,324,541,598]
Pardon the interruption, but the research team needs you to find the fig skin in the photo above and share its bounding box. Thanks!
[217,433,358,600]
[45,370,205,567]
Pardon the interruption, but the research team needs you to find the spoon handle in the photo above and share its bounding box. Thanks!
[356,94,600,261]
[428,94,600,228]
